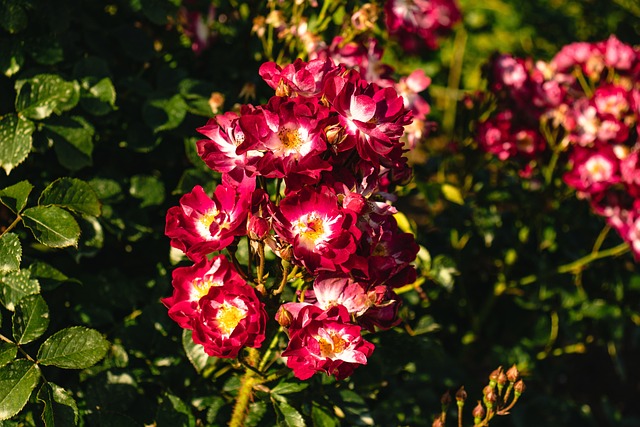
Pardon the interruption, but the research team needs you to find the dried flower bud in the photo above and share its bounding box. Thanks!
[514,379,526,396]
[472,401,485,421]
[506,364,519,382]
[432,417,444,427]
[208,92,225,114]
[456,386,467,404]
[440,391,452,407]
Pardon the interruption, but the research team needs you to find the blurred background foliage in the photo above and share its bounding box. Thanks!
[0,0,639,426]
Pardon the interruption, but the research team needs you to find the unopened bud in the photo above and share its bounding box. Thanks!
[431,417,444,427]
[440,391,451,407]
[324,124,346,147]
[248,216,270,241]
[506,364,519,382]
[497,371,507,386]
[275,306,293,328]
[489,366,502,387]
[514,379,526,397]
[472,401,485,421]
[279,245,294,262]
[483,388,497,409]
[456,386,467,406]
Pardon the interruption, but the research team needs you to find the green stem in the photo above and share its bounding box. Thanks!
[228,348,260,427]
[0,214,22,239]
[442,26,467,137]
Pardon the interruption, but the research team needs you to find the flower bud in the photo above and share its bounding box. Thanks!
[431,417,444,427]
[472,401,485,422]
[455,386,467,405]
[489,366,502,387]
[343,193,367,214]
[497,371,507,387]
[483,386,497,409]
[440,391,452,407]
[248,216,270,241]
[514,379,526,397]
[275,306,293,328]
[506,364,519,382]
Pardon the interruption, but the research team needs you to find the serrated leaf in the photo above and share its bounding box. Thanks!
[441,183,465,205]
[0,114,35,175]
[142,94,187,133]
[29,262,78,291]
[12,294,49,345]
[14,74,79,120]
[0,343,18,368]
[274,400,306,427]
[37,327,109,369]
[37,382,79,426]
[0,180,33,214]
[22,206,81,248]
[181,329,216,374]
[271,381,309,396]
[25,37,64,65]
[39,177,102,217]
[45,116,94,171]
[156,392,195,427]
[0,269,40,311]
[0,359,41,421]
[0,233,21,274]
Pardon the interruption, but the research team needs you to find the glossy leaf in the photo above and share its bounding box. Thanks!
[0,233,21,274]
[274,400,306,427]
[156,392,195,427]
[39,177,102,217]
[14,74,78,120]
[0,114,35,175]
[44,116,94,171]
[0,343,18,369]
[0,269,40,311]
[22,206,81,248]
[0,180,33,214]
[12,294,49,345]
[37,327,109,369]
[181,329,216,374]
[0,359,41,421]
[142,94,187,133]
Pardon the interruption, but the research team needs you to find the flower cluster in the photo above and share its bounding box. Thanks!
[164,58,420,380]
[384,0,461,52]
[475,35,640,257]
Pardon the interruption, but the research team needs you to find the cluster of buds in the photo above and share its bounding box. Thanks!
[476,35,640,258]
[163,57,421,380]
[433,365,525,427]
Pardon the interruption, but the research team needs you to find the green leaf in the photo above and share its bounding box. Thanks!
[140,0,180,25]
[274,400,306,427]
[0,233,21,274]
[0,38,24,77]
[25,37,64,65]
[12,294,49,345]
[311,403,339,427]
[271,381,309,396]
[39,177,102,217]
[44,116,94,171]
[0,0,28,33]
[15,74,79,120]
[0,269,40,311]
[37,382,79,427]
[22,206,81,248]
[28,262,78,291]
[181,329,216,374]
[441,183,465,205]
[0,343,18,369]
[0,180,33,214]
[37,326,109,369]
[0,359,41,421]
[156,392,195,427]
[130,175,165,208]
[0,114,35,175]
[142,94,187,133]
[81,77,117,116]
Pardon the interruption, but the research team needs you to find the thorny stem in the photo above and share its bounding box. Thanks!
[442,26,467,137]
[256,241,266,286]
[228,348,260,427]
[258,326,284,372]
[273,262,294,295]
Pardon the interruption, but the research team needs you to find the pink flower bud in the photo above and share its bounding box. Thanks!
[248,216,270,241]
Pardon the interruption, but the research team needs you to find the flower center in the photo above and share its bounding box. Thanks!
[318,331,347,358]
[585,156,612,181]
[278,127,303,151]
[295,213,325,245]
[216,302,246,336]
[200,209,218,229]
